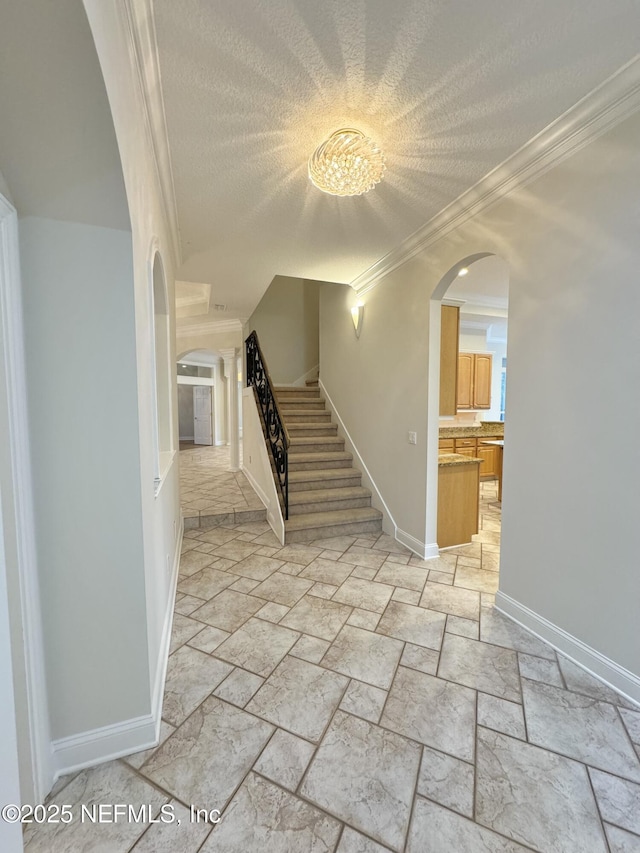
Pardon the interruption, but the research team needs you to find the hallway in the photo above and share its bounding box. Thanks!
[25,485,640,852]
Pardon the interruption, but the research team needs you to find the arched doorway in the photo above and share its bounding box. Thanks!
[426,254,509,579]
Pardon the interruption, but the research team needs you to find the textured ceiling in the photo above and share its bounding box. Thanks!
[154,0,640,323]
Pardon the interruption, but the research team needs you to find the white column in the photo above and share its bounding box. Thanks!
[221,348,240,471]
[212,360,226,446]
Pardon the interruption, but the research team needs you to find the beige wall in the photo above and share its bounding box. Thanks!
[321,111,640,683]
[247,275,321,384]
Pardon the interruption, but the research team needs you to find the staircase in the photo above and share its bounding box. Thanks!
[274,385,383,543]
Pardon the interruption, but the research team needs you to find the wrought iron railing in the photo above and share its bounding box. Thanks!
[245,331,290,519]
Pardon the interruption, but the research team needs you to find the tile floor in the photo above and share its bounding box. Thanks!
[179,442,266,529]
[26,480,640,852]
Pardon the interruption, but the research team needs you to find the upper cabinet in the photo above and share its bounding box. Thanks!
[439,305,460,416]
[457,352,492,410]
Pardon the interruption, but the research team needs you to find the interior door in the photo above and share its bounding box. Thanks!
[193,386,213,445]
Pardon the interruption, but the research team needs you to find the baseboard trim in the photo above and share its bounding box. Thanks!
[319,380,396,531]
[319,381,432,558]
[150,517,183,731]
[496,591,640,707]
[51,714,157,779]
[395,529,439,560]
[241,465,269,510]
[292,364,319,387]
[52,519,185,780]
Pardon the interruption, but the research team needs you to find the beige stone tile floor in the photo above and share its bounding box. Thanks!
[26,480,640,852]
[179,442,266,529]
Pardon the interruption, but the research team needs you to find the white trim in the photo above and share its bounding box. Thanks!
[121,0,181,270]
[153,449,177,497]
[496,591,640,708]
[53,517,184,778]
[52,714,157,779]
[395,528,440,561]
[176,375,215,386]
[292,364,319,387]
[241,466,270,514]
[241,388,284,545]
[179,434,195,442]
[149,517,183,734]
[352,55,640,295]
[177,319,244,337]
[319,379,430,558]
[319,380,395,531]
[0,194,52,801]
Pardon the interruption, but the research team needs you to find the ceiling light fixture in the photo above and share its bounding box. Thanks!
[309,129,385,196]
[458,267,469,277]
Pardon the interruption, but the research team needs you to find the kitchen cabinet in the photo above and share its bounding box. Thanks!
[457,352,492,410]
[438,457,480,548]
[439,438,454,452]
[440,305,459,416]
[476,437,499,478]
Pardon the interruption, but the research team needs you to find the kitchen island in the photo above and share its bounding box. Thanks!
[438,453,482,548]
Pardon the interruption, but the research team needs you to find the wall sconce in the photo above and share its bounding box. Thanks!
[351,303,364,338]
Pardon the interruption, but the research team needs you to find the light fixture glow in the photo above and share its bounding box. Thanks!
[458,267,469,277]
[309,129,385,196]
[351,303,364,338]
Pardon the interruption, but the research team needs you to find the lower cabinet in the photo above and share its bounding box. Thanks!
[438,460,480,548]
[476,437,499,478]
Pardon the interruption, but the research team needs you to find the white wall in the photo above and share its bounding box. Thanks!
[19,217,150,738]
[83,0,183,756]
[320,110,640,688]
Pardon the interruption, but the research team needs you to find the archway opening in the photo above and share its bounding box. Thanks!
[427,254,509,578]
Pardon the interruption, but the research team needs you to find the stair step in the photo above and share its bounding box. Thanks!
[288,486,372,515]
[282,410,332,423]
[279,398,325,409]
[287,422,338,437]
[288,468,363,491]
[288,450,352,471]
[289,436,345,453]
[274,385,320,395]
[284,507,383,543]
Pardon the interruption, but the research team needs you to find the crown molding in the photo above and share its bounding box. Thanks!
[176,318,244,337]
[352,55,640,296]
[121,0,182,269]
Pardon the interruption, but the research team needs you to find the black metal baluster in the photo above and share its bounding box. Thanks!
[245,331,290,519]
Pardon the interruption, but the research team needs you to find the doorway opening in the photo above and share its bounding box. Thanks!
[427,254,509,587]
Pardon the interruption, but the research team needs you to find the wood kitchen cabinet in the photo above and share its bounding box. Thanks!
[454,437,478,459]
[438,458,480,548]
[440,305,460,416]
[457,352,492,410]
[476,438,499,478]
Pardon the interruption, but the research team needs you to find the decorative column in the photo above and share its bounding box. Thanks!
[221,348,240,471]
[212,359,226,446]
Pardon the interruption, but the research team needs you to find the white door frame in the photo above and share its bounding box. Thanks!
[0,193,52,804]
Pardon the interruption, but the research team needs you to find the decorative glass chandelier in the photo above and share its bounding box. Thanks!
[308,128,385,196]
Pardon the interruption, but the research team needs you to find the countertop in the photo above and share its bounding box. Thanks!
[438,453,483,467]
[479,440,504,447]
[439,421,504,439]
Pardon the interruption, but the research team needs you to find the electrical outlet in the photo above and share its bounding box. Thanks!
[408,431,417,445]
